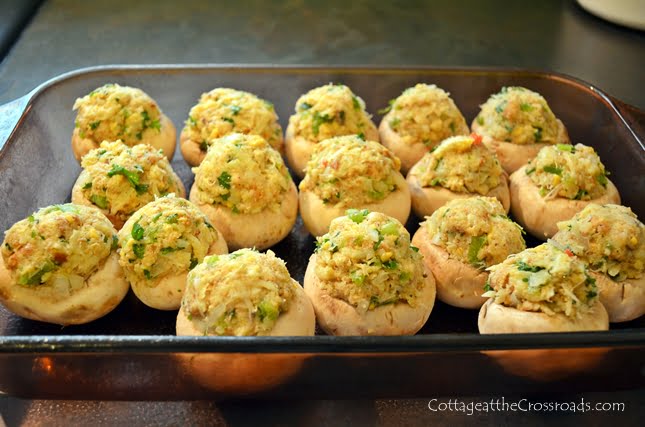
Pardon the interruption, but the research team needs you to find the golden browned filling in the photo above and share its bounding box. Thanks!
[553,204,644,282]
[2,204,117,288]
[483,243,599,318]
[289,83,373,142]
[192,133,292,214]
[181,249,296,336]
[73,83,165,146]
[315,210,426,312]
[422,197,525,268]
[118,196,221,288]
[474,86,561,145]
[184,88,282,152]
[299,135,401,206]
[525,143,609,200]
[80,140,182,221]
[380,83,469,147]
[409,134,504,195]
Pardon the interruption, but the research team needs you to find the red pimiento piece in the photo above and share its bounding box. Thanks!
[564,248,574,257]
[470,132,483,145]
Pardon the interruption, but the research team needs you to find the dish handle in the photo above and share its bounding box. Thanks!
[0,94,32,153]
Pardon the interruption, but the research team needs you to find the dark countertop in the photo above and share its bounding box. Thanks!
[0,0,644,425]
[0,0,644,108]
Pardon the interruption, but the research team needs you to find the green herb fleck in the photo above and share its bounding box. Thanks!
[133,244,145,259]
[257,300,279,322]
[520,103,533,112]
[557,144,574,152]
[516,261,544,273]
[525,167,536,175]
[389,118,401,129]
[90,120,101,130]
[350,271,365,285]
[377,98,395,115]
[143,269,152,280]
[467,235,487,269]
[596,173,608,187]
[230,105,242,115]
[484,282,493,292]
[89,194,108,209]
[218,171,232,189]
[151,213,162,222]
[111,235,119,250]
[107,164,148,194]
[534,126,543,142]
[476,116,484,126]
[299,102,312,111]
[357,132,365,140]
[383,259,398,270]
[543,164,562,175]
[352,95,361,110]
[165,213,179,224]
[131,222,145,241]
[574,189,588,200]
[312,111,334,135]
[18,260,57,285]
[380,221,399,236]
[82,182,92,190]
[347,208,369,224]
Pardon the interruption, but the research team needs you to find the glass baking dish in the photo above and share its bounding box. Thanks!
[0,65,643,399]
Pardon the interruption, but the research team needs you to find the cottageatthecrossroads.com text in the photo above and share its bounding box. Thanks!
[427,397,625,416]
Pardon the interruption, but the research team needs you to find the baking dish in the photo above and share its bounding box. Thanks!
[0,65,643,399]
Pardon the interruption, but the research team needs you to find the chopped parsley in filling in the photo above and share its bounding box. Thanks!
[315,210,426,312]
[409,134,504,195]
[73,83,164,146]
[473,86,563,145]
[422,197,525,269]
[117,196,221,287]
[181,249,295,336]
[2,204,116,288]
[289,83,375,143]
[483,243,599,318]
[380,83,469,147]
[553,204,644,282]
[526,143,609,200]
[184,88,282,152]
[79,140,182,222]
[299,135,401,206]
[192,133,292,214]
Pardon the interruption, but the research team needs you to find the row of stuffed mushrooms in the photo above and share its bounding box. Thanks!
[0,81,641,338]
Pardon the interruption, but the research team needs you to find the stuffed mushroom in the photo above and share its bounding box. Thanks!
[378,83,469,173]
[72,83,176,162]
[407,133,510,218]
[412,197,525,309]
[471,86,570,173]
[552,204,644,322]
[304,209,436,335]
[0,204,129,325]
[478,242,609,333]
[71,140,185,229]
[510,143,620,240]
[189,133,297,250]
[118,195,228,310]
[180,88,283,166]
[176,248,315,336]
[285,83,379,177]
[299,135,411,237]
